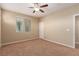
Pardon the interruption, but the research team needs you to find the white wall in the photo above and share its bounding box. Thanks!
[40,4,79,48]
[2,9,39,45]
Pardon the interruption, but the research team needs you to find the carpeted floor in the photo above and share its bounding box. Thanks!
[0,39,79,56]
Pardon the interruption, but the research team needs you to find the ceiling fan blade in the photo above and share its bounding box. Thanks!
[39,9,44,13]
[40,4,48,8]
[33,10,35,13]
[28,7,34,8]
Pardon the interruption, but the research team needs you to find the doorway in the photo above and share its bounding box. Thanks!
[75,16,79,48]
[0,15,1,47]
[39,20,44,39]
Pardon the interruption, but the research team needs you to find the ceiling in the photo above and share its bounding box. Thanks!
[0,3,78,18]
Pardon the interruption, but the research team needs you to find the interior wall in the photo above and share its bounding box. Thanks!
[0,8,1,47]
[1,9,39,44]
[75,16,79,43]
[40,4,79,48]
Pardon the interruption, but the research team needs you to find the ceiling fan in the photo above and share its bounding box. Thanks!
[28,3,48,13]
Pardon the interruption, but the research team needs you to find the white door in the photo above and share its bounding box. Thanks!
[75,16,79,44]
[39,21,44,39]
[0,9,1,47]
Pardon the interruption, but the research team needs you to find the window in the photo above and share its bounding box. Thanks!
[16,17,31,32]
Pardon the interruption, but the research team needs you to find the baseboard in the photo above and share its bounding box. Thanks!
[2,37,38,46]
[39,37,44,39]
[40,38,75,48]
[76,42,79,44]
[1,37,75,48]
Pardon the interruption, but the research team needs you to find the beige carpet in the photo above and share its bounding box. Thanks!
[0,39,79,56]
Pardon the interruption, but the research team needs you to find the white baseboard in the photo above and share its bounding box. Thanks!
[2,37,38,46]
[40,38,75,48]
[39,37,44,39]
[1,37,75,48]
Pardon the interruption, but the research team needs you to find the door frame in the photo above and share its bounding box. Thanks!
[73,14,79,48]
[0,8,1,48]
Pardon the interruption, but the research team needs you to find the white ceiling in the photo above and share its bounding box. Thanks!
[0,3,77,18]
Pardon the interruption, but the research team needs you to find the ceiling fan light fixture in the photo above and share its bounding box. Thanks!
[29,3,48,13]
[34,8,39,11]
